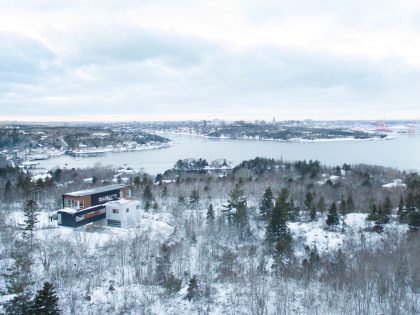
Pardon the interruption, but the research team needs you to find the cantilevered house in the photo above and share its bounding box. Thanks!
[57,184,140,228]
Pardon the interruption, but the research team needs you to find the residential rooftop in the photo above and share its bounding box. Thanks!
[64,184,130,197]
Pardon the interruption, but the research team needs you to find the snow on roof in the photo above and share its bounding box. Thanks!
[59,207,77,214]
[31,174,52,182]
[382,179,406,188]
[105,198,139,206]
[64,184,130,197]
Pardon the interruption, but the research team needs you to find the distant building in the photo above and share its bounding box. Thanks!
[57,184,139,228]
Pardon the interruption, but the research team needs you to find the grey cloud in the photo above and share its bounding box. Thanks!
[67,25,208,70]
[1,24,420,119]
[0,32,57,83]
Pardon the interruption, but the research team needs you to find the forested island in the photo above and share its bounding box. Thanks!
[144,120,390,141]
[1,156,420,314]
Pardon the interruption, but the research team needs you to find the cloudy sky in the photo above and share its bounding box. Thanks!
[1,0,420,121]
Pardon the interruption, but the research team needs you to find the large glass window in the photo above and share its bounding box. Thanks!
[107,219,121,227]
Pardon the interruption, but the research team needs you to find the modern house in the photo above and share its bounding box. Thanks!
[57,184,140,228]
[105,198,141,228]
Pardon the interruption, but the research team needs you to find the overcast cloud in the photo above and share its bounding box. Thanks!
[1,0,420,121]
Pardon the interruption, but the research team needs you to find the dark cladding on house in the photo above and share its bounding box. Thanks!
[57,184,133,228]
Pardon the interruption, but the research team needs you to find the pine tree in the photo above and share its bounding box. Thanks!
[4,179,11,201]
[2,253,34,315]
[142,184,153,203]
[287,198,300,221]
[188,188,200,210]
[22,199,39,249]
[184,275,199,301]
[304,191,314,210]
[397,195,404,222]
[366,199,389,232]
[161,185,168,199]
[316,196,326,213]
[177,194,186,207]
[133,176,141,188]
[144,200,151,212]
[326,202,339,227]
[339,198,347,215]
[309,206,317,221]
[3,292,33,315]
[3,253,33,295]
[222,184,247,227]
[259,187,274,218]
[346,194,355,212]
[366,199,379,222]
[206,203,215,221]
[32,282,60,315]
[382,196,393,215]
[409,211,420,232]
[266,189,292,250]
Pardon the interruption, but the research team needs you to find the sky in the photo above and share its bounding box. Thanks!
[1,0,420,122]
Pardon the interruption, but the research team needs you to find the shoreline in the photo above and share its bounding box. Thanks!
[153,130,394,143]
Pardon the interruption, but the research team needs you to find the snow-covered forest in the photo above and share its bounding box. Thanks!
[1,158,420,314]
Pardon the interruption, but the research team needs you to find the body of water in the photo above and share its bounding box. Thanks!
[38,133,420,174]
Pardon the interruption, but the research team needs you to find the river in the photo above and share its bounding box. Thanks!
[37,133,420,174]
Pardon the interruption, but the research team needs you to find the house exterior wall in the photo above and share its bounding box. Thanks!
[105,199,141,228]
[62,195,92,209]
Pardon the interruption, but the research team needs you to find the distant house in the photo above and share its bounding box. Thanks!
[57,184,139,228]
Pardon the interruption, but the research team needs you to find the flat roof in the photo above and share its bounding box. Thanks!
[106,198,140,206]
[64,184,130,197]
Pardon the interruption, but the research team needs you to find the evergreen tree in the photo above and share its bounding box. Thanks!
[177,194,186,207]
[309,206,317,221]
[188,188,200,210]
[366,199,389,232]
[3,292,33,315]
[163,273,182,296]
[206,203,215,221]
[32,282,60,315]
[409,210,420,232]
[366,199,378,222]
[326,202,339,227]
[287,198,300,222]
[142,184,153,203]
[2,253,34,315]
[184,275,199,301]
[22,199,39,249]
[3,253,33,295]
[316,196,326,213]
[155,245,171,284]
[144,200,151,212]
[161,185,168,199]
[133,176,141,188]
[382,196,393,215]
[346,194,355,212]
[304,191,314,210]
[4,179,11,201]
[259,187,274,218]
[398,196,405,222]
[266,189,292,251]
[339,198,347,215]
[222,184,247,227]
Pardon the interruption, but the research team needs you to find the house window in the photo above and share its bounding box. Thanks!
[112,209,119,214]
[107,219,121,228]
[126,208,129,213]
